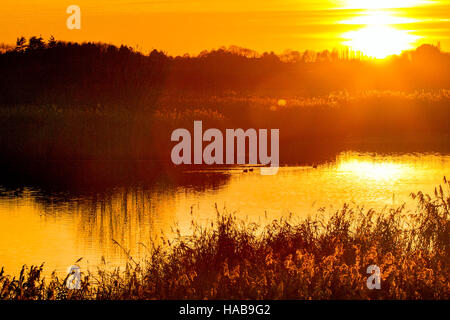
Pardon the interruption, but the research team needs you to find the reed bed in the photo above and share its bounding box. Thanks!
[1,90,449,164]
[0,179,448,300]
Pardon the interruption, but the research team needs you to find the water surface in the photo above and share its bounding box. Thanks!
[0,151,448,276]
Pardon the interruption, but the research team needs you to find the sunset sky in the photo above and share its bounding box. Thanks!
[1,0,449,57]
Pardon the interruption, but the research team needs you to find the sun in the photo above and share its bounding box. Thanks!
[340,8,421,58]
[343,25,420,59]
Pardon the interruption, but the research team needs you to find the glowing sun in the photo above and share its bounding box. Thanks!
[340,2,422,58]
[343,24,420,58]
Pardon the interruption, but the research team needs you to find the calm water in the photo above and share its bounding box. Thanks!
[0,151,449,276]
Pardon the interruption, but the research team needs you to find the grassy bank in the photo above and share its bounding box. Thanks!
[0,179,448,300]
[1,90,449,164]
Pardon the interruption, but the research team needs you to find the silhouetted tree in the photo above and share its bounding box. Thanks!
[27,36,45,51]
[48,35,57,48]
[15,37,26,52]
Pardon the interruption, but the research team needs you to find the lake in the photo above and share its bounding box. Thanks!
[0,151,449,276]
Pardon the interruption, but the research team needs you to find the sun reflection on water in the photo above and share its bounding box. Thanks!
[336,155,411,181]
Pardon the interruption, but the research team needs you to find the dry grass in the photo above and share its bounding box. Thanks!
[0,90,449,163]
[0,179,448,300]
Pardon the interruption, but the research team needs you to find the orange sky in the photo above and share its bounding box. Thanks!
[1,0,449,56]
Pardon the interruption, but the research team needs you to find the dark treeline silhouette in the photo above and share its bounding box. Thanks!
[0,36,449,106]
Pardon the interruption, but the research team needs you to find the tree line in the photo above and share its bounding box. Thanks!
[0,36,449,107]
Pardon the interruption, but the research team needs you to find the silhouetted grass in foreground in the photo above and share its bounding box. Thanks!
[0,180,448,300]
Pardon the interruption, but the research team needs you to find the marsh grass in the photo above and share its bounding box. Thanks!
[0,179,448,300]
[1,90,449,165]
